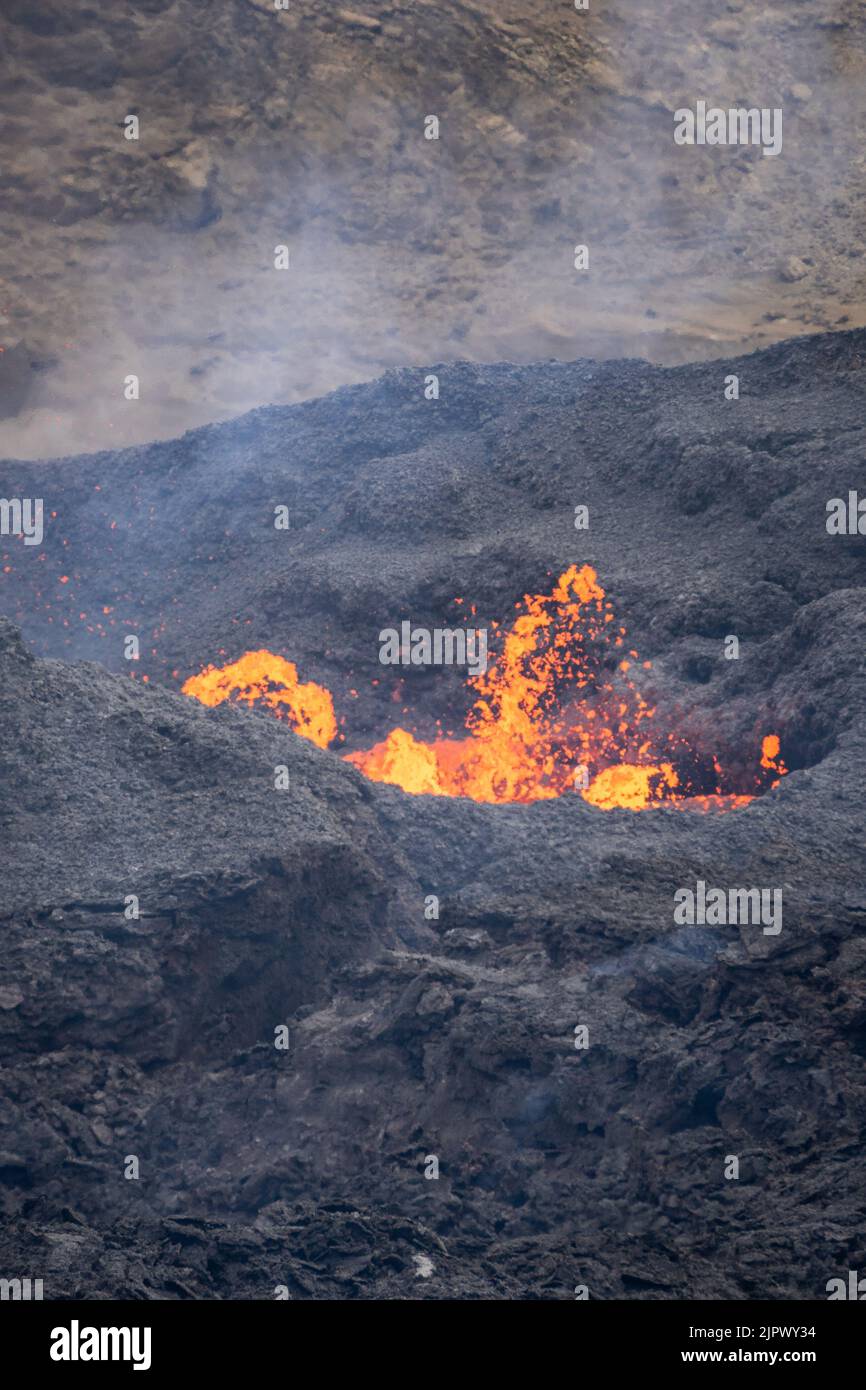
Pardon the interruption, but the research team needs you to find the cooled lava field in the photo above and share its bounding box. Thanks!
[1,328,865,1298]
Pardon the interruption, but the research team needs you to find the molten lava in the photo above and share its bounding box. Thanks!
[181,650,337,748]
[181,566,787,811]
[760,732,788,786]
[582,762,679,811]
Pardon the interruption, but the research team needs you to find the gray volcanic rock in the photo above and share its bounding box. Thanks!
[1,332,865,1299]
[0,614,411,1060]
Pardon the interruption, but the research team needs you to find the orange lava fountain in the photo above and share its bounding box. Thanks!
[182,566,786,811]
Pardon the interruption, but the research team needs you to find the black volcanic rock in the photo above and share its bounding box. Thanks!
[1,333,866,1299]
[0,612,416,1066]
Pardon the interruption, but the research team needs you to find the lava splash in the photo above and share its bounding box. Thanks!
[182,565,786,811]
[181,649,337,749]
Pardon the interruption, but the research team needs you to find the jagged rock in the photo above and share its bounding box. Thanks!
[1,334,865,1298]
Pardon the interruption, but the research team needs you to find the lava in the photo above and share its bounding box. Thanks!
[581,762,680,811]
[181,565,787,811]
[182,649,337,749]
[760,732,788,786]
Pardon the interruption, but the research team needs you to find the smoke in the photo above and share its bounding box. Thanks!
[2,0,865,460]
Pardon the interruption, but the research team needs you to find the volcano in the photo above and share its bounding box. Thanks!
[182,564,786,809]
[1,331,866,1300]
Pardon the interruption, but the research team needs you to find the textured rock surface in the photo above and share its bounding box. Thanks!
[1,0,865,456]
[1,331,865,1299]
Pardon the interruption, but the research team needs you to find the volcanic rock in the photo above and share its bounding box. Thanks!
[1,331,865,1298]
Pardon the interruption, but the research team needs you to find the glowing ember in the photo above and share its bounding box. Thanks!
[181,566,787,811]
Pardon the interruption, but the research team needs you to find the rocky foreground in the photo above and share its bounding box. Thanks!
[1,330,865,1298]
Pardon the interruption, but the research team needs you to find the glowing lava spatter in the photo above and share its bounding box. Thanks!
[182,566,786,811]
[182,650,337,748]
[760,732,788,786]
